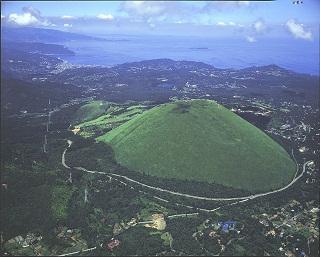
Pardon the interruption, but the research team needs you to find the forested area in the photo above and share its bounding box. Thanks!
[1,105,76,241]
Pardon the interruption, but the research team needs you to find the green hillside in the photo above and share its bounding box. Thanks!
[72,100,110,125]
[97,100,296,192]
[74,103,148,138]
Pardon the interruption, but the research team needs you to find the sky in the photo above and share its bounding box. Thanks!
[1,1,320,41]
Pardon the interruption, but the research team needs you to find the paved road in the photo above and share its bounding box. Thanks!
[57,246,97,256]
[62,140,309,203]
[167,212,199,219]
[61,140,73,168]
[291,149,299,179]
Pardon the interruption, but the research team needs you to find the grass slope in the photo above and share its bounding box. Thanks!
[98,100,295,192]
[75,104,147,138]
[72,100,109,125]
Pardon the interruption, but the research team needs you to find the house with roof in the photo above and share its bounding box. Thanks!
[218,221,237,233]
[106,239,120,251]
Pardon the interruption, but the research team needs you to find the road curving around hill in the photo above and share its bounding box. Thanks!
[62,140,309,203]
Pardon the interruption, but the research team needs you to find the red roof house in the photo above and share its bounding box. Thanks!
[107,239,120,251]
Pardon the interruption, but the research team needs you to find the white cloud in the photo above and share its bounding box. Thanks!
[238,1,250,6]
[63,23,72,28]
[216,21,243,28]
[204,1,251,12]
[149,22,156,29]
[7,7,51,26]
[119,1,194,24]
[246,36,257,43]
[121,1,166,17]
[253,19,266,33]
[217,21,227,26]
[61,15,76,20]
[1,15,5,19]
[97,13,114,21]
[174,20,187,24]
[8,13,39,26]
[285,19,312,40]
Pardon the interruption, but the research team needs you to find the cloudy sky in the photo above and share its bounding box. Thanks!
[1,1,319,41]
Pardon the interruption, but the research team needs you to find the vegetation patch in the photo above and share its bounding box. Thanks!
[51,185,75,221]
[115,226,167,256]
[161,232,173,247]
[171,101,191,113]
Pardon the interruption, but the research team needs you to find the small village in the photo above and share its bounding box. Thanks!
[253,199,319,257]
[193,219,245,255]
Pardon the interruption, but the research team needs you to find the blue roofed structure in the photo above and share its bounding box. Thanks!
[218,221,237,233]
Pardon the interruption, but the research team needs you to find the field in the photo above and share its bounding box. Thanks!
[51,185,76,221]
[73,101,149,138]
[97,99,296,192]
[72,100,110,125]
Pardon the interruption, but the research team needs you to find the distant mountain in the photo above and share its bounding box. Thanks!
[1,27,106,43]
[115,58,216,71]
[2,51,318,108]
[240,64,291,73]
[3,41,75,56]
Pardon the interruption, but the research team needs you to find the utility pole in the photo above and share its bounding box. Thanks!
[43,98,51,155]
[84,187,89,203]
[48,112,51,126]
[307,237,311,256]
[43,134,48,153]
[1,232,4,247]
[47,98,51,131]
[67,172,72,184]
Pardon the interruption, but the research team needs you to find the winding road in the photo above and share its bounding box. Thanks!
[58,140,310,256]
[62,140,309,203]
[57,247,97,256]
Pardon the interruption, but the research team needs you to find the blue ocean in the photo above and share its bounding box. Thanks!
[62,34,319,75]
